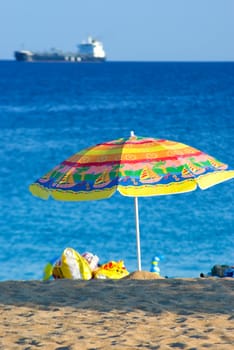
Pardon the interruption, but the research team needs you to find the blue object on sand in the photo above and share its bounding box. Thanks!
[150,256,160,275]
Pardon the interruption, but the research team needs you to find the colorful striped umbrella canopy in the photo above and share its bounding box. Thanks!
[29,132,234,270]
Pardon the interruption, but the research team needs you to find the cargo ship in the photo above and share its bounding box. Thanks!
[14,37,106,62]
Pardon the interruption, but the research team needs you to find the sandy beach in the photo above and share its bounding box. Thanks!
[0,273,233,349]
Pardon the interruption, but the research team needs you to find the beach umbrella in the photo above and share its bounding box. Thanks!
[29,132,234,271]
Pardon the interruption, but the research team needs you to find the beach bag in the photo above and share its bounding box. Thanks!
[211,264,234,277]
[211,265,230,277]
[52,248,93,280]
[223,266,234,277]
[93,260,129,279]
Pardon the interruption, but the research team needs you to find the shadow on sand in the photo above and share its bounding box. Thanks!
[0,275,233,316]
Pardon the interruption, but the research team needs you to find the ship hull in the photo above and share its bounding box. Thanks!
[14,51,106,63]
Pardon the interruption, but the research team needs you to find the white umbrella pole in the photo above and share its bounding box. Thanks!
[134,197,142,271]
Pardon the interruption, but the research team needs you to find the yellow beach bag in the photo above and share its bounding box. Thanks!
[52,247,93,280]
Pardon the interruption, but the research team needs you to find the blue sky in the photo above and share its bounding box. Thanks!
[1,0,233,61]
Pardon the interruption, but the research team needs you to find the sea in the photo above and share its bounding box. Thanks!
[0,60,233,281]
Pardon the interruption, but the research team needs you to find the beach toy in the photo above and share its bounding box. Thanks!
[150,256,160,276]
[93,260,129,279]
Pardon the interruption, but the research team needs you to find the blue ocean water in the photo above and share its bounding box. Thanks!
[0,61,233,281]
